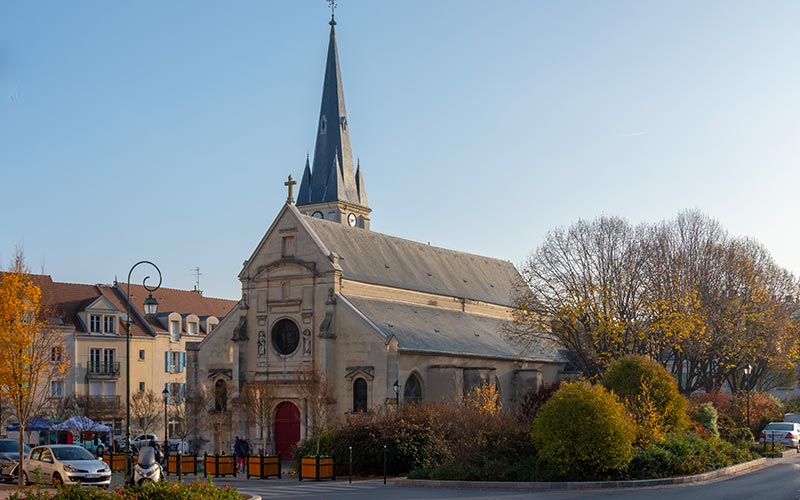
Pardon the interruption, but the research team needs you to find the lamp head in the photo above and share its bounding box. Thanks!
[744,364,752,375]
[143,294,158,316]
[393,380,399,393]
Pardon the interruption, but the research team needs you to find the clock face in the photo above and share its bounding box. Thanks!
[312,211,324,219]
[347,213,357,227]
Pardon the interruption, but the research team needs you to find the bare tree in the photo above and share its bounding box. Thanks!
[130,390,161,436]
[241,381,276,454]
[295,369,336,455]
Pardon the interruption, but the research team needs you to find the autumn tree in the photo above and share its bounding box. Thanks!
[513,210,800,393]
[241,381,276,454]
[0,249,69,487]
[131,390,162,437]
[296,369,336,455]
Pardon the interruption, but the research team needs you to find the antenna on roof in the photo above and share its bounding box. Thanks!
[191,266,203,295]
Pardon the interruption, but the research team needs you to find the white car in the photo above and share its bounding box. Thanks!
[759,422,800,450]
[22,444,111,488]
[132,434,159,450]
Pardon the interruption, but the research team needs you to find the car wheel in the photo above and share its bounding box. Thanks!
[22,471,29,486]
[96,445,104,456]
[53,472,64,486]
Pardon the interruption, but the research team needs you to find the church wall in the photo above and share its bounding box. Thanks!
[399,352,565,409]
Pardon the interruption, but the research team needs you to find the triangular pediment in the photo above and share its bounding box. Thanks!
[84,296,119,314]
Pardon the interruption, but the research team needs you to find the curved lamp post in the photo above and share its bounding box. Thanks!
[163,386,169,465]
[125,261,162,484]
[744,364,752,431]
[393,380,400,408]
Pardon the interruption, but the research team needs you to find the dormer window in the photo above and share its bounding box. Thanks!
[188,322,197,335]
[90,315,101,333]
[170,320,180,342]
[104,316,116,334]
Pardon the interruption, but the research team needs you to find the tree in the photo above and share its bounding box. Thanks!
[601,355,689,446]
[184,386,215,453]
[242,381,276,454]
[296,369,336,455]
[0,250,69,487]
[532,381,634,479]
[130,390,161,437]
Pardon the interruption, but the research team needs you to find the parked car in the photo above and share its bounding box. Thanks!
[0,439,30,482]
[168,438,188,453]
[22,444,111,488]
[759,422,800,450]
[75,436,107,456]
[131,434,159,451]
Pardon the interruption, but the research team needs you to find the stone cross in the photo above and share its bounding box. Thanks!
[285,175,297,204]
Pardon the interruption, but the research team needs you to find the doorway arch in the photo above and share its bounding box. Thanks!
[274,402,300,458]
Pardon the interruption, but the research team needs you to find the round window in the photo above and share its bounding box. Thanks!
[271,318,300,355]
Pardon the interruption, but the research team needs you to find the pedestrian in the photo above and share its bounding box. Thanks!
[242,437,251,472]
[234,436,245,472]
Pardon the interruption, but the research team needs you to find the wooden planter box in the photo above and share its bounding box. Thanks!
[299,455,335,481]
[247,454,282,479]
[101,452,127,472]
[204,453,237,477]
[167,453,199,476]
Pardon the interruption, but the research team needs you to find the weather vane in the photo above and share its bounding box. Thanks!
[328,0,337,22]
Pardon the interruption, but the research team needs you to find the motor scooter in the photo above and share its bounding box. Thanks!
[133,446,163,485]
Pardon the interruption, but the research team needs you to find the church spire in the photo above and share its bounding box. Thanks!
[296,10,365,210]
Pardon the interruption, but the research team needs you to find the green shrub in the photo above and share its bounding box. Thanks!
[532,381,635,479]
[601,355,689,445]
[626,445,674,479]
[694,402,719,438]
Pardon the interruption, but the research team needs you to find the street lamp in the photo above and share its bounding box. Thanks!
[744,364,752,431]
[393,380,400,408]
[162,387,169,454]
[125,261,162,485]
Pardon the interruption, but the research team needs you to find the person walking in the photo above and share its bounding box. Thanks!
[241,437,250,473]
[234,436,245,473]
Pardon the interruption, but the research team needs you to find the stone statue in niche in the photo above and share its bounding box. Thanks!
[257,331,266,357]
[303,329,312,356]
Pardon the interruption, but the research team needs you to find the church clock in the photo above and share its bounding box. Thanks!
[347,213,357,227]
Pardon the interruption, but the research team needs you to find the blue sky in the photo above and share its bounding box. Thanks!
[1,1,798,300]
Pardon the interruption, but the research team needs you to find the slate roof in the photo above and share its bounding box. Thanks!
[303,216,522,306]
[343,296,561,362]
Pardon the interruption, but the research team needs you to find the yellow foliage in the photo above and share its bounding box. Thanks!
[0,253,70,433]
[463,381,502,416]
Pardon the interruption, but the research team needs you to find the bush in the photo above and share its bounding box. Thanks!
[626,445,674,479]
[693,402,719,438]
[517,382,561,425]
[602,355,689,445]
[9,479,242,500]
[532,381,635,479]
[727,391,783,435]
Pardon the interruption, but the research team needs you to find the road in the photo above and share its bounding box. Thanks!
[194,455,800,500]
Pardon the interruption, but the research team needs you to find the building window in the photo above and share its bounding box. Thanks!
[403,374,423,404]
[208,323,215,332]
[138,349,145,361]
[103,316,116,334]
[170,320,180,341]
[50,347,63,362]
[90,315,101,333]
[353,378,368,413]
[271,318,300,356]
[89,348,117,375]
[138,382,145,393]
[50,381,63,398]
[165,351,186,373]
[188,322,197,335]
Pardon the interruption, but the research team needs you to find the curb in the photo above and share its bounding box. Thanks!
[394,457,771,490]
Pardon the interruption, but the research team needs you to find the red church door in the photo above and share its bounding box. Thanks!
[274,402,300,458]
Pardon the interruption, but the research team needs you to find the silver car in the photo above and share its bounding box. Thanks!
[22,444,111,488]
[759,422,800,450]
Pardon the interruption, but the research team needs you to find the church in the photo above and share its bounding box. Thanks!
[186,13,567,457]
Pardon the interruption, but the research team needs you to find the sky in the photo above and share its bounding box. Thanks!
[1,1,798,300]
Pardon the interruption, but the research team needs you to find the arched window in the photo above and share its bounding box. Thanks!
[271,319,300,355]
[214,379,227,411]
[403,374,423,404]
[353,378,368,413]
